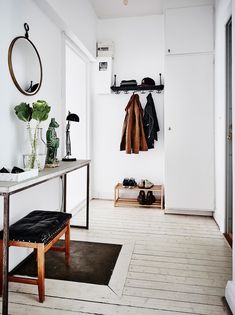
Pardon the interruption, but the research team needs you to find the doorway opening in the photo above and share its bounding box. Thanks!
[64,35,90,226]
[225,17,233,247]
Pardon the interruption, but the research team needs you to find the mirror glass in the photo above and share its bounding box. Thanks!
[9,37,42,95]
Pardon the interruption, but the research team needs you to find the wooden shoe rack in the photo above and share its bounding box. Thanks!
[114,183,164,209]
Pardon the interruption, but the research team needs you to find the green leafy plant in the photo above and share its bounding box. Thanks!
[14,100,51,169]
[14,102,32,123]
[32,100,51,123]
[15,100,51,126]
[14,100,51,126]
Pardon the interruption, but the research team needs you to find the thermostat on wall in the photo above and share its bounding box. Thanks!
[97,41,114,58]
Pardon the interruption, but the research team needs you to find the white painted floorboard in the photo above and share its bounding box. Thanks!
[2,200,232,315]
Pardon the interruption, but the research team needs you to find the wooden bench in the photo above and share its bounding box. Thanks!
[0,210,72,302]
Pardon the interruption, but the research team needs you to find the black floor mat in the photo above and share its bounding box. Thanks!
[11,240,122,285]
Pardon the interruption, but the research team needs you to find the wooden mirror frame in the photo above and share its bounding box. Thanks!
[8,34,43,96]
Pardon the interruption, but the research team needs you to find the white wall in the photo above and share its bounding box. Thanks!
[37,0,97,58]
[0,0,63,269]
[214,0,232,232]
[93,15,164,199]
[0,0,96,270]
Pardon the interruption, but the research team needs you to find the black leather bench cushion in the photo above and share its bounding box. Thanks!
[0,210,72,244]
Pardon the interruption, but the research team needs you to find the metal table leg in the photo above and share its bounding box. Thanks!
[2,194,10,315]
[66,163,90,230]
[86,163,90,230]
[62,174,67,213]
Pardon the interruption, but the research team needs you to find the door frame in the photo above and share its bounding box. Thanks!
[62,32,92,160]
[225,16,233,246]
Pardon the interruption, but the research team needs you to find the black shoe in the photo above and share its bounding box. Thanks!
[0,167,10,173]
[123,178,129,187]
[137,190,146,205]
[11,166,24,174]
[146,191,156,205]
[129,177,137,188]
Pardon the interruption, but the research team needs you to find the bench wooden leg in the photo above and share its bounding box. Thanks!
[34,248,38,261]
[37,244,45,303]
[0,241,3,296]
[65,223,70,266]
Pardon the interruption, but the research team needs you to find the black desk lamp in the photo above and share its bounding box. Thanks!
[62,111,79,162]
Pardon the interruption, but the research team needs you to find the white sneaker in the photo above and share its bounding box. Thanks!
[145,179,154,189]
[138,179,145,188]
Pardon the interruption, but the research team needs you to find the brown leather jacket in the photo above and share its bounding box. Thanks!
[120,94,148,154]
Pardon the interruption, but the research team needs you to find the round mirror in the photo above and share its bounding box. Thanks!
[8,36,43,96]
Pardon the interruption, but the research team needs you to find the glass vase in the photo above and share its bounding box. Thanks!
[23,127,46,170]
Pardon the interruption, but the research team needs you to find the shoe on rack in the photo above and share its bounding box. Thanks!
[137,190,146,205]
[146,191,156,205]
[138,179,145,188]
[123,178,129,188]
[145,179,154,189]
[129,177,137,188]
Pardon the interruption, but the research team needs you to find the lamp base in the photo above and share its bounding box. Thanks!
[62,157,77,162]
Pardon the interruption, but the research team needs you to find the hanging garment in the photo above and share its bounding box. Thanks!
[143,93,160,149]
[120,94,148,154]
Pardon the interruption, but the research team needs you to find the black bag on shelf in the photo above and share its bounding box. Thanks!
[120,80,137,87]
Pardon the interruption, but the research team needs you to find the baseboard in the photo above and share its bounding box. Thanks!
[225,281,235,314]
[164,208,213,216]
[93,191,113,200]
[224,233,233,248]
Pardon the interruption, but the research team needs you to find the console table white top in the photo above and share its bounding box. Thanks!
[0,160,90,194]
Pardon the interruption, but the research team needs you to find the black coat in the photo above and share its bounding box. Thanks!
[143,93,160,149]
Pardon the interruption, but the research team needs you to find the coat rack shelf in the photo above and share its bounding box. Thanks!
[110,84,164,94]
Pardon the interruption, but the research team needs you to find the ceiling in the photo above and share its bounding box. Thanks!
[90,0,164,19]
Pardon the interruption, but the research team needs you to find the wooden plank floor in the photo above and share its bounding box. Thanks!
[4,200,232,315]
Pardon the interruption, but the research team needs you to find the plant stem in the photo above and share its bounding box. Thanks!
[30,123,40,169]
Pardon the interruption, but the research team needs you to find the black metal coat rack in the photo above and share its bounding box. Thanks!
[110,73,164,94]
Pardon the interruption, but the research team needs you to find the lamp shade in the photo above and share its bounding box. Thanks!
[66,112,79,122]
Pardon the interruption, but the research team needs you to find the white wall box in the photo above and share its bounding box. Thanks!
[165,5,214,55]
[94,57,113,94]
[164,54,214,213]
[97,41,114,57]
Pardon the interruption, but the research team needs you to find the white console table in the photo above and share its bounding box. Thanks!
[0,160,90,315]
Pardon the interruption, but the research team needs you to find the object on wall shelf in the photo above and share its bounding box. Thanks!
[114,183,164,209]
[111,84,164,94]
[113,74,117,87]
[111,73,164,94]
